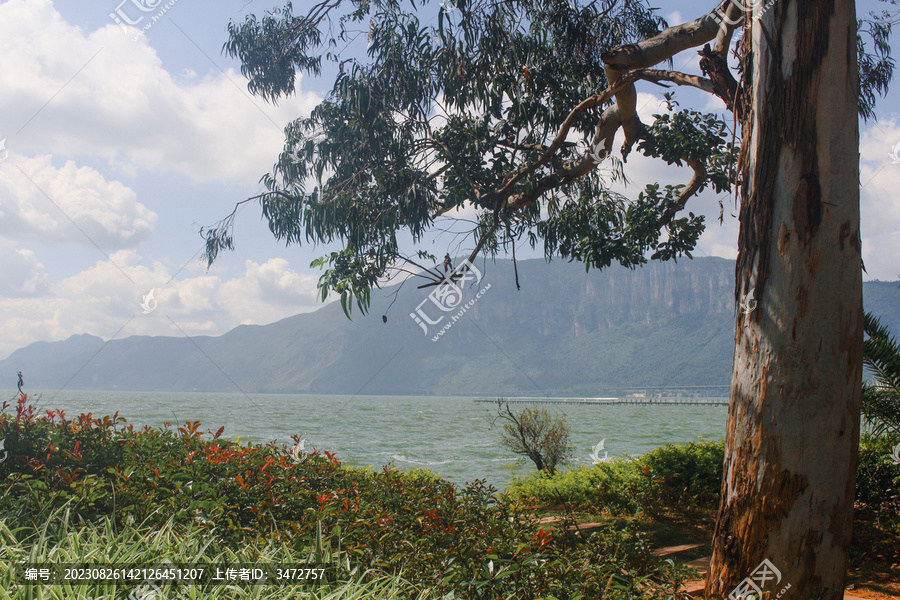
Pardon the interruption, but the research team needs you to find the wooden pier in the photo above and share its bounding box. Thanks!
[474,397,728,406]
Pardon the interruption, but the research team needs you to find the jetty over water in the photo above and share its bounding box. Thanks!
[474,397,728,406]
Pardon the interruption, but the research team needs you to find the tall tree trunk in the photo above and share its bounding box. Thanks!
[706,1,862,598]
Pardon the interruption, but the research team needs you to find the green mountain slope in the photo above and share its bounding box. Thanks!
[2,258,897,396]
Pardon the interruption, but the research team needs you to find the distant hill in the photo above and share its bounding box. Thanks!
[2,258,897,396]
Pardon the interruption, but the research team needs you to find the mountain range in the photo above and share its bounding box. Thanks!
[3,257,898,397]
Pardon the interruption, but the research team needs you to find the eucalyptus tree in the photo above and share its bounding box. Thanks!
[207,0,894,595]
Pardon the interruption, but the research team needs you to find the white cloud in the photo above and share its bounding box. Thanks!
[0,242,49,297]
[0,250,326,357]
[234,258,319,306]
[634,90,668,124]
[860,119,900,280]
[0,0,321,183]
[0,154,156,247]
[1,0,896,362]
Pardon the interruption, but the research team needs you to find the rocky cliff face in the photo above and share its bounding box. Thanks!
[2,257,896,396]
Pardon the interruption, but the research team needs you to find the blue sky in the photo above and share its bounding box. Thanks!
[0,0,897,359]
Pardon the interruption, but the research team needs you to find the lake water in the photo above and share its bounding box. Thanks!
[8,390,728,491]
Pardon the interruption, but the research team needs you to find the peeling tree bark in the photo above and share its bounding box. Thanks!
[706,1,862,598]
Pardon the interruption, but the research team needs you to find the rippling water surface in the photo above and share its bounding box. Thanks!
[14,390,727,491]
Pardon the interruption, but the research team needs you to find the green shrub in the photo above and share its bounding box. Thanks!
[640,439,724,511]
[1,396,686,600]
[504,461,633,511]
[855,434,900,532]
[504,439,725,516]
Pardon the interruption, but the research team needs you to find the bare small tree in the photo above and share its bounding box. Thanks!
[495,401,570,475]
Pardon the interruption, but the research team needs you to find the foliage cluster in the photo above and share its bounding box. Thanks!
[862,311,900,437]
[1,396,688,600]
[507,434,900,546]
[205,0,895,318]
[504,440,725,517]
[206,0,733,315]
[855,434,900,532]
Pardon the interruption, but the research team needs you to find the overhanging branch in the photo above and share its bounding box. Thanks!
[634,69,716,94]
[657,159,708,227]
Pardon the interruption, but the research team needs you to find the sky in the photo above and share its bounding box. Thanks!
[0,0,898,360]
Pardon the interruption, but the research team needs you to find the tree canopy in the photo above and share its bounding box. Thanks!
[204,0,894,315]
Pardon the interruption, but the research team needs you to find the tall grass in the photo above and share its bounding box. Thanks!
[0,505,431,600]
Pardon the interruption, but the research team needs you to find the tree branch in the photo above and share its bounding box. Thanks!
[713,1,743,53]
[699,44,742,117]
[490,72,640,202]
[428,139,484,203]
[600,6,727,71]
[601,4,730,152]
[634,69,716,94]
[657,158,707,227]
